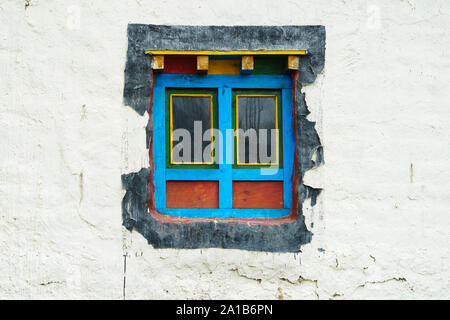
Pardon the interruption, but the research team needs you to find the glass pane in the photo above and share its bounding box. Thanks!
[171,95,213,164]
[237,95,278,165]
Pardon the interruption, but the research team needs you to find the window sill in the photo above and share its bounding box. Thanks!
[156,208,291,219]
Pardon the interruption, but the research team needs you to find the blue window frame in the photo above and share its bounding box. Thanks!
[153,74,295,219]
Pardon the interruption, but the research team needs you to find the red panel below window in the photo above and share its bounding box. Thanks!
[233,181,283,209]
[166,181,219,208]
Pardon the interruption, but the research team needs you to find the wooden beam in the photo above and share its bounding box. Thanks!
[146,50,308,56]
[287,56,299,70]
[241,56,254,74]
[197,55,209,72]
[151,55,164,70]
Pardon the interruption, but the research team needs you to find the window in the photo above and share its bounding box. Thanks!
[152,55,296,219]
[122,24,325,251]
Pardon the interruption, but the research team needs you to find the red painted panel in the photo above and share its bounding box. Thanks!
[166,181,219,208]
[164,55,198,74]
[233,181,283,209]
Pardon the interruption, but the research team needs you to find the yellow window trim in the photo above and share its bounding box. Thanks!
[146,50,307,56]
[170,94,214,165]
[236,94,279,166]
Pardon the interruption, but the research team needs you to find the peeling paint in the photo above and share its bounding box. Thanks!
[357,277,408,289]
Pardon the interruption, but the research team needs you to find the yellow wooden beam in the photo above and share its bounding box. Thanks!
[287,56,300,70]
[241,56,254,72]
[145,50,307,56]
[151,55,164,70]
[197,56,209,72]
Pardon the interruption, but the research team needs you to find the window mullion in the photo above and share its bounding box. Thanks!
[218,87,233,209]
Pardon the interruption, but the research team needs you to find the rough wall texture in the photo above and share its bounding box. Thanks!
[1,0,449,299]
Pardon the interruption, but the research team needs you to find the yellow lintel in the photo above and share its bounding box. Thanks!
[145,50,307,56]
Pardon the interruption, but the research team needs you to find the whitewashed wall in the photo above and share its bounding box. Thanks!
[0,0,449,299]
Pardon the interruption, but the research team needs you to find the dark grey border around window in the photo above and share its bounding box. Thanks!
[122,25,325,252]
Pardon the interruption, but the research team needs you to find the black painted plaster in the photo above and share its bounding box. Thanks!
[122,25,325,252]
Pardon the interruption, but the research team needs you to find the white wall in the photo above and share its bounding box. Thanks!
[0,0,449,299]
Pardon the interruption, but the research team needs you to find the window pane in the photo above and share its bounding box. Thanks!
[171,95,213,164]
[237,95,279,165]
